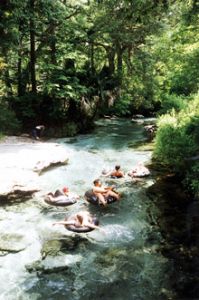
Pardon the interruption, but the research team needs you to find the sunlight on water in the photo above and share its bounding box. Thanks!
[0,119,172,300]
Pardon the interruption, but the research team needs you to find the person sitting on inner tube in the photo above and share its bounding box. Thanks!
[52,211,100,230]
[103,165,125,178]
[128,162,150,178]
[47,186,79,202]
[62,186,80,199]
[92,178,120,206]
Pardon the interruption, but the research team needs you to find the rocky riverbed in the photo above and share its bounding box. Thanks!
[0,136,69,203]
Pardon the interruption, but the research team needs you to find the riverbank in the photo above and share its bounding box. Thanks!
[0,135,36,144]
[0,136,69,203]
[147,173,199,299]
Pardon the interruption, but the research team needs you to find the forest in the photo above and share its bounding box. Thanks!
[0,0,199,197]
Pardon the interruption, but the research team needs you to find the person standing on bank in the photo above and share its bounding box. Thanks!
[32,125,45,140]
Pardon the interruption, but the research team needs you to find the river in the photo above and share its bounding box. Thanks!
[0,118,173,300]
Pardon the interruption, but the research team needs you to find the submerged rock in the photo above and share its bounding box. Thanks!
[26,235,88,274]
[33,158,68,175]
[0,232,30,254]
[131,118,144,124]
[0,184,39,204]
[40,235,88,259]
[26,253,82,274]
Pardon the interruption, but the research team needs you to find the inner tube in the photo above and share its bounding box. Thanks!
[110,175,123,179]
[65,217,99,233]
[84,190,117,205]
[129,170,150,178]
[44,194,77,207]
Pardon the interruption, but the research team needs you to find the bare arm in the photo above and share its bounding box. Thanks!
[101,170,113,177]
[93,186,107,193]
[104,185,114,191]
[83,222,100,229]
[83,221,106,233]
[52,220,76,226]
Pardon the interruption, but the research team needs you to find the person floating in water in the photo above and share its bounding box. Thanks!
[32,125,45,140]
[47,186,80,202]
[128,162,150,178]
[62,186,80,199]
[92,178,120,206]
[102,165,125,178]
[53,211,100,230]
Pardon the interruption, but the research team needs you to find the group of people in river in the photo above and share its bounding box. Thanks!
[47,162,150,233]
[102,163,150,179]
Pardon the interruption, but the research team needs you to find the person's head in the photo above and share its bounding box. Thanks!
[76,214,84,224]
[93,179,101,186]
[63,186,69,194]
[115,165,121,171]
[76,211,90,223]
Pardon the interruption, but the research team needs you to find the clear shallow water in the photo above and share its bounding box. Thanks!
[0,119,173,300]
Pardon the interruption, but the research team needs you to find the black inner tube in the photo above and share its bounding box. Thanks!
[84,190,117,205]
[44,195,77,207]
[65,217,99,233]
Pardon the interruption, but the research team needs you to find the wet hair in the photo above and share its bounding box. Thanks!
[93,179,101,185]
[76,214,84,224]
[63,186,69,193]
[115,165,121,170]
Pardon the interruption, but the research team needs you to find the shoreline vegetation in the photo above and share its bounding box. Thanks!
[147,172,199,299]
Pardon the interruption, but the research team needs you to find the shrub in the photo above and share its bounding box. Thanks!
[154,121,196,172]
[153,93,199,196]
[158,93,187,115]
[184,162,199,198]
[0,102,21,134]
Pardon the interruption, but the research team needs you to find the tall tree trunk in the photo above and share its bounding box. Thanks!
[17,22,23,96]
[107,47,115,74]
[49,24,57,65]
[116,44,123,82]
[29,0,37,93]
[2,50,13,96]
[17,51,22,96]
[126,46,133,75]
[90,39,94,75]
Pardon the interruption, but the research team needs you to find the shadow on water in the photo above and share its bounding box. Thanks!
[147,176,199,300]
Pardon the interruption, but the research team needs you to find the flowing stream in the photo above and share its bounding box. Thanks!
[0,118,173,300]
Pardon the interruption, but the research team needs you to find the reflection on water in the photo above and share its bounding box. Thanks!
[0,118,173,300]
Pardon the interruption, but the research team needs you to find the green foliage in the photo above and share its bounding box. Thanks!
[9,94,40,126]
[113,94,132,116]
[0,0,198,135]
[184,162,199,197]
[154,120,196,170]
[169,44,199,96]
[46,121,78,138]
[154,93,199,196]
[62,122,78,137]
[158,94,187,115]
[0,101,21,134]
